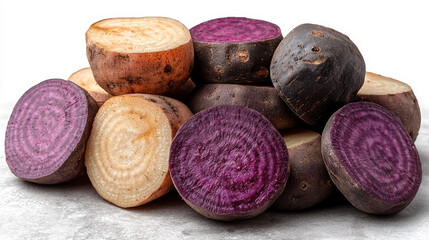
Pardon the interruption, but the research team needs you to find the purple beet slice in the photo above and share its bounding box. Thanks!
[190,17,282,85]
[5,79,98,184]
[322,102,421,214]
[169,105,289,221]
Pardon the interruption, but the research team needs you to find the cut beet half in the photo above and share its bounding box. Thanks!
[322,102,421,214]
[354,72,421,141]
[86,17,194,95]
[169,105,289,221]
[187,83,301,130]
[68,67,112,107]
[5,79,98,184]
[85,94,193,208]
[190,17,282,85]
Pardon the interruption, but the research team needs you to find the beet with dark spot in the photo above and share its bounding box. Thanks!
[187,84,301,130]
[270,23,365,126]
[169,105,289,221]
[190,17,282,85]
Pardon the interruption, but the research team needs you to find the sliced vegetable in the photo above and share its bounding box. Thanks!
[169,105,289,221]
[85,94,192,208]
[322,102,421,214]
[5,79,98,184]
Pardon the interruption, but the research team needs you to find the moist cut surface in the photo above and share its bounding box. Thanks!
[190,17,281,43]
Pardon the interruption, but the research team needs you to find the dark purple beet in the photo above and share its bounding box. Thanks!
[271,23,365,126]
[187,84,301,130]
[5,79,98,184]
[190,17,282,85]
[322,102,421,214]
[169,105,289,221]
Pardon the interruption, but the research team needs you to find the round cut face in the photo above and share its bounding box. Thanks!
[5,79,88,179]
[190,17,281,43]
[169,105,288,217]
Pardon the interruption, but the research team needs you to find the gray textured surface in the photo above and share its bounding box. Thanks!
[0,101,428,240]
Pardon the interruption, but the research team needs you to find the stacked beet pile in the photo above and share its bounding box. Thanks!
[4,16,422,221]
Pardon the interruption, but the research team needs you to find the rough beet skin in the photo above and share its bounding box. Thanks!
[191,17,282,85]
[270,23,365,126]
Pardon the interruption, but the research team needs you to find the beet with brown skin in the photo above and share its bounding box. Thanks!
[322,102,421,214]
[187,84,301,130]
[270,23,365,126]
[68,67,112,107]
[273,129,334,211]
[353,72,421,141]
[5,79,98,184]
[169,105,289,221]
[86,17,194,96]
[190,17,282,85]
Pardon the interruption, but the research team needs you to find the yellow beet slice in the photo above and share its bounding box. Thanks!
[85,94,193,208]
[68,67,112,107]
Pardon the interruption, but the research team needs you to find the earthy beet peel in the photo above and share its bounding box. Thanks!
[271,23,365,126]
[187,84,301,130]
[169,105,289,221]
[322,102,421,214]
[190,17,282,85]
[5,79,98,184]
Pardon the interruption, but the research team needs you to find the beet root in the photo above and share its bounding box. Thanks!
[273,129,334,211]
[187,84,301,130]
[190,17,282,85]
[270,23,365,126]
[169,105,289,221]
[5,79,98,184]
[322,102,421,214]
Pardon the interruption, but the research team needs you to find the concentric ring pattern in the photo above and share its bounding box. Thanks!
[190,17,281,43]
[170,105,288,215]
[5,79,88,179]
[85,96,170,207]
[87,17,191,53]
[330,102,421,204]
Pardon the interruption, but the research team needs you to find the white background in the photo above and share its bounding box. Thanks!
[1,0,429,119]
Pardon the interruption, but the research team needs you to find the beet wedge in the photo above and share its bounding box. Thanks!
[354,72,421,141]
[169,105,289,221]
[68,67,112,107]
[85,94,192,208]
[5,79,98,184]
[322,102,421,214]
[190,17,282,85]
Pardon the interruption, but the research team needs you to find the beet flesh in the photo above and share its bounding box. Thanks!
[271,23,365,126]
[169,105,289,221]
[190,17,281,43]
[5,79,98,184]
[322,102,421,214]
[190,17,282,85]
